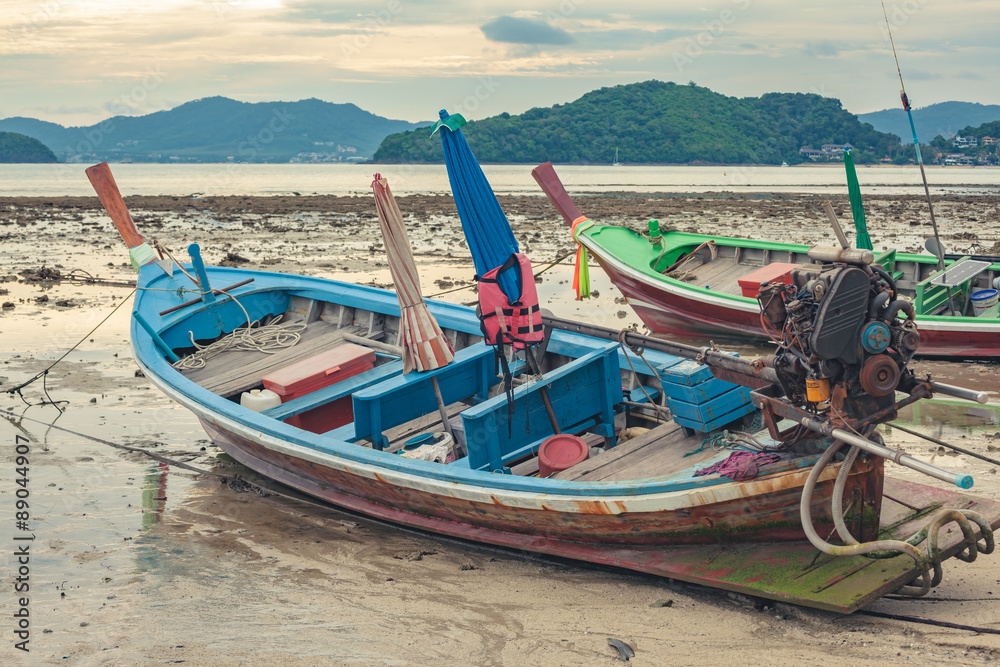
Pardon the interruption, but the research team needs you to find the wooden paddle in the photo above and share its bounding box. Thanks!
[531,161,585,226]
[86,162,145,248]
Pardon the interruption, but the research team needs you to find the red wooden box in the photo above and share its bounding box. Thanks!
[262,343,375,434]
[738,262,801,298]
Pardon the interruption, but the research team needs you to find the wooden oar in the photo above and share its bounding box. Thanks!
[86,162,145,249]
[531,161,585,226]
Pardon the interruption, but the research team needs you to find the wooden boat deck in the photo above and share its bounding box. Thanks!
[667,257,748,296]
[179,321,367,398]
[554,422,718,481]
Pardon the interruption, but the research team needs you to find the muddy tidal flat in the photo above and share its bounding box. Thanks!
[2,192,1000,665]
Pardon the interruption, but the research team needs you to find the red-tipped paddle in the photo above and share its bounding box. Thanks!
[86,162,144,248]
[531,161,586,226]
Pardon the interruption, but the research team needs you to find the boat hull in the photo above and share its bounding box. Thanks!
[590,246,1000,358]
[200,416,881,548]
[201,415,1000,615]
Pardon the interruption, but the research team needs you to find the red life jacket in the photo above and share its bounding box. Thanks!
[476,253,544,349]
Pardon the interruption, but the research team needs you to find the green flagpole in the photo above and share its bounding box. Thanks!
[843,148,873,250]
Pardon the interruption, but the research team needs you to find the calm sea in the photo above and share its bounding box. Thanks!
[2,162,999,197]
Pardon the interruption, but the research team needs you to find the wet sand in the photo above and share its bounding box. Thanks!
[2,193,1000,665]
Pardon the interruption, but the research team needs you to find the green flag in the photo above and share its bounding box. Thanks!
[844,148,873,250]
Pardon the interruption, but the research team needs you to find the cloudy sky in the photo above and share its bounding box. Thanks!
[2,0,998,127]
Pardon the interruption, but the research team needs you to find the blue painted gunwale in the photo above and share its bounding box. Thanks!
[132,261,763,498]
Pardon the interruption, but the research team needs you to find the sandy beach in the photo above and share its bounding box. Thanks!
[2,191,999,665]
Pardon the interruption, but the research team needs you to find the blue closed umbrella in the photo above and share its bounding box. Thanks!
[433,109,521,301]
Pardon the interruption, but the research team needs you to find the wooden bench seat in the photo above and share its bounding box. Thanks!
[351,343,497,450]
[460,343,620,473]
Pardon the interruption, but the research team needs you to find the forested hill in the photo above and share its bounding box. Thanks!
[0,132,58,163]
[373,81,902,165]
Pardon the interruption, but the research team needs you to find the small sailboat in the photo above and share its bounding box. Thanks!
[613,147,620,167]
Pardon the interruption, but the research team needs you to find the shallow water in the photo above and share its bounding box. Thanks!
[3,162,1000,197]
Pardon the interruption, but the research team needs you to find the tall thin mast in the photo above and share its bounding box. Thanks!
[880,0,946,273]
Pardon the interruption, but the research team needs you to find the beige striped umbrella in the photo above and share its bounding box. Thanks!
[371,174,455,374]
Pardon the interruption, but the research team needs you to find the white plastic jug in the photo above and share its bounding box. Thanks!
[240,388,282,412]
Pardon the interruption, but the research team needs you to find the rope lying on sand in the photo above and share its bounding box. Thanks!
[1,288,138,409]
[1,408,273,496]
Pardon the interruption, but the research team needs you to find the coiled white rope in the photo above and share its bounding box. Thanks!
[172,315,307,370]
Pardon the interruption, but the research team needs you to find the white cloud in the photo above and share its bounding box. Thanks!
[0,0,998,125]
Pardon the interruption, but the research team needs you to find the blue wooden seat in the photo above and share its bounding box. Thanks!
[460,343,621,473]
[351,343,497,450]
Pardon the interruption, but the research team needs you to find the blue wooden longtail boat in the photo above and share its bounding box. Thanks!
[87,163,998,613]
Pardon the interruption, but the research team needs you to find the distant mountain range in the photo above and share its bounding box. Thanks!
[5,91,998,166]
[858,102,1000,144]
[0,97,422,163]
[374,81,903,165]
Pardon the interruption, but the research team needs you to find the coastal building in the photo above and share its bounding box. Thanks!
[798,143,853,161]
[952,136,978,148]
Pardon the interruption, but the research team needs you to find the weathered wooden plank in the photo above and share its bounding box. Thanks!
[608,436,720,480]
[713,263,759,295]
[509,432,605,477]
[660,359,715,386]
[555,422,714,481]
[382,401,469,449]
[681,257,740,285]
[180,322,365,397]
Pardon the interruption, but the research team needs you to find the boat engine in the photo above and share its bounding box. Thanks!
[757,246,920,421]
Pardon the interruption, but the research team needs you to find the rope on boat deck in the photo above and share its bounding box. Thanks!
[658,239,717,276]
[615,328,671,423]
[685,428,780,458]
[171,314,307,370]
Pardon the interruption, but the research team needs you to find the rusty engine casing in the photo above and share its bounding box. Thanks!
[757,252,919,423]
